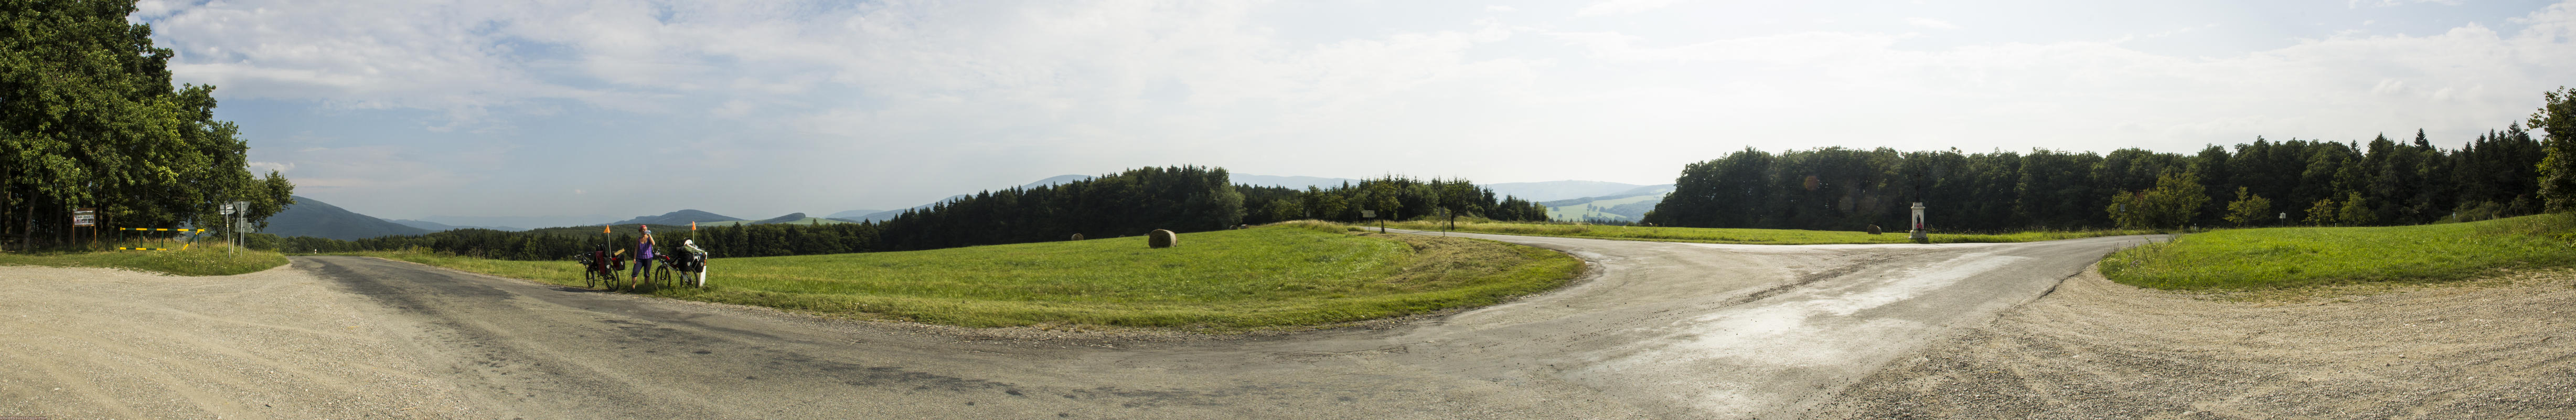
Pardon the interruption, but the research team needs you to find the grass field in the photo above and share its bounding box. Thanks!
[1377,219,2146,245]
[2101,213,2576,290]
[0,242,288,276]
[362,224,1581,330]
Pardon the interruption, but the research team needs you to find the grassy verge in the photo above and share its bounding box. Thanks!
[1370,219,2146,245]
[0,242,288,276]
[2101,213,2576,290]
[359,225,1583,330]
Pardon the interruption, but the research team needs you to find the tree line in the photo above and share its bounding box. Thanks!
[1236,176,1551,226]
[2,1,295,251]
[259,167,1552,260]
[1645,87,2576,231]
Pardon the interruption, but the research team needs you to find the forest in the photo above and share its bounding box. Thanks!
[1646,86,2576,232]
[262,166,1554,260]
[1,1,296,252]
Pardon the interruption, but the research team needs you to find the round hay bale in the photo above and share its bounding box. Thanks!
[1070,233,1084,241]
[1147,229,1178,248]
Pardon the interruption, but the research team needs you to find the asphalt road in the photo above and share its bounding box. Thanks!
[293,231,2160,419]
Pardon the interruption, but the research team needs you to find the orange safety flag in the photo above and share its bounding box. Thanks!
[602,225,610,234]
[691,221,697,230]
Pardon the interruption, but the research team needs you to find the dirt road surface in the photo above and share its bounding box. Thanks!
[4,232,2158,419]
[1819,267,2576,419]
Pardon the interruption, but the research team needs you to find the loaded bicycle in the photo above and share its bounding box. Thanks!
[575,246,627,290]
[652,240,710,289]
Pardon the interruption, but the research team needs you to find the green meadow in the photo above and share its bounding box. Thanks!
[364,223,1581,330]
[1376,219,2146,245]
[2101,213,2576,290]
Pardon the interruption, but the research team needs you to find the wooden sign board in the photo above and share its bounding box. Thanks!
[72,208,95,226]
[1361,210,1377,218]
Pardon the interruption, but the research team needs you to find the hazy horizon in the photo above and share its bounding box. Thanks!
[137,0,2576,219]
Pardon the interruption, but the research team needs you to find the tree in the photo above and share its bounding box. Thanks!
[2222,187,2273,227]
[1436,179,1480,229]
[2105,171,2209,230]
[2535,86,2576,212]
[1,1,283,249]
[2337,191,2377,226]
[2305,197,2339,226]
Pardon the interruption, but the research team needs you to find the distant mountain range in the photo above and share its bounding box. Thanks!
[608,209,741,226]
[1486,180,1662,203]
[387,219,526,232]
[1538,184,1676,222]
[264,196,433,240]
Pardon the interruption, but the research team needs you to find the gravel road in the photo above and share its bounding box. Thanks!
[1818,267,2576,419]
[7,232,2167,419]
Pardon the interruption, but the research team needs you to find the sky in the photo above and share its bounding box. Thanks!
[134,0,2576,225]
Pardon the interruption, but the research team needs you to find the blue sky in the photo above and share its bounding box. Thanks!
[135,0,2576,224]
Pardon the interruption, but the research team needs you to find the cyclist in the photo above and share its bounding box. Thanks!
[630,225,657,290]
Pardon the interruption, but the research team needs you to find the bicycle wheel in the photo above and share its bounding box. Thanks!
[583,265,600,289]
[654,265,674,290]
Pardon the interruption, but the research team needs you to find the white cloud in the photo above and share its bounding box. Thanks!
[1905,17,1960,30]
[146,0,2576,218]
[2350,0,2467,8]
[1488,5,1517,13]
[1576,0,1675,16]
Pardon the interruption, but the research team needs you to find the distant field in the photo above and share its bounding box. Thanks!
[1378,220,2145,245]
[361,224,1580,330]
[2101,213,2576,290]
[1544,194,1659,221]
[0,242,287,276]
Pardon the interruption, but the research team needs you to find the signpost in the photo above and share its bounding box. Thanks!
[1362,209,1382,233]
[220,201,250,254]
[72,207,97,249]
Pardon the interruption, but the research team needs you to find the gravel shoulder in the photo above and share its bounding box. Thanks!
[1819,267,2576,419]
[0,262,486,419]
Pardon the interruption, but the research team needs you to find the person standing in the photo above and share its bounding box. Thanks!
[630,226,657,290]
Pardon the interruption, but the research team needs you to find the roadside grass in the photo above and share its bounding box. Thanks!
[1373,219,2146,245]
[0,242,287,276]
[2100,213,2576,290]
[360,226,1581,330]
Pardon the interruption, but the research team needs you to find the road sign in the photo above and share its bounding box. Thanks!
[219,203,235,214]
[1361,210,1377,218]
[72,208,96,226]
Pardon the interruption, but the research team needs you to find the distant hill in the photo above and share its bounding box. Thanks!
[1538,184,1676,222]
[265,196,433,240]
[608,209,741,226]
[1234,174,1361,190]
[388,219,525,232]
[751,213,808,224]
[418,215,610,230]
[1022,174,1092,188]
[824,208,884,219]
[1485,180,1659,202]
